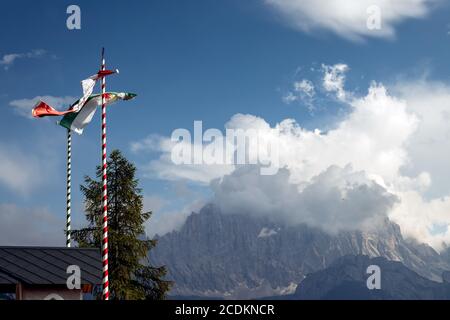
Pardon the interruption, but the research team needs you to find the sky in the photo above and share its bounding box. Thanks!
[3,0,450,250]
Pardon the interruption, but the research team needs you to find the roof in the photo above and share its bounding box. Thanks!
[0,270,18,285]
[0,246,102,285]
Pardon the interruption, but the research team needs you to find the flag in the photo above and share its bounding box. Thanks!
[32,100,73,118]
[72,69,118,113]
[31,69,118,118]
[59,92,136,135]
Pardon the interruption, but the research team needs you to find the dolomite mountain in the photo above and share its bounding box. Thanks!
[150,204,450,299]
[293,255,450,300]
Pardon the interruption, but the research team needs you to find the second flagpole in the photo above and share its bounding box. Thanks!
[66,129,72,247]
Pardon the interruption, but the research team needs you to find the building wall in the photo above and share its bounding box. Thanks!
[21,286,82,300]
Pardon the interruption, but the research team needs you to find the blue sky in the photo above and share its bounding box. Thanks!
[3,0,450,248]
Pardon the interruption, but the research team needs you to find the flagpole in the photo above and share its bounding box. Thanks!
[101,48,110,301]
[66,129,72,247]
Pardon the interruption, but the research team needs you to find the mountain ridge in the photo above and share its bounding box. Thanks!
[294,255,450,300]
[151,204,450,299]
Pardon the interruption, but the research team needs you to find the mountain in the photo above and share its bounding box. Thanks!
[150,204,450,299]
[293,255,450,300]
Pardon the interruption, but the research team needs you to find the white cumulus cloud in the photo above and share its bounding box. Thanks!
[134,64,450,250]
[264,0,439,41]
[294,79,315,97]
[322,63,349,101]
[212,165,397,234]
[283,79,316,110]
[0,49,47,70]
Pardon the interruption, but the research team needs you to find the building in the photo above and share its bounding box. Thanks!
[0,246,102,300]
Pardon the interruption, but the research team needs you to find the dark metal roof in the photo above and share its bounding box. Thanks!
[0,247,102,285]
[0,270,18,284]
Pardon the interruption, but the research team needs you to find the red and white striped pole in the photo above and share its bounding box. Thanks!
[101,48,109,300]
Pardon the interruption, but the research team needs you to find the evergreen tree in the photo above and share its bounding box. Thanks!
[73,149,172,300]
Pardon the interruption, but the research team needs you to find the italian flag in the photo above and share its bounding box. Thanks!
[59,92,136,135]
[32,70,118,118]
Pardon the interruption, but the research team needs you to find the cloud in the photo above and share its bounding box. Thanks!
[264,0,438,41]
[144,154,234,184]
[144,195,205,238]
[9,95,76,118]
[0,204,63,246]
[0,143,52,194]
[283,79,316,110]
[134,64,450,250]
[386,80,450,249]
[283,64,349,110]
[212,165,397,234]
[135,84,412,234]
[0,49,46,70]
[135,82,415,187]
[144,195,167,213]
[322,63,349,101]
[294,79,315,97]
[132,133,234,184]
[392,81,450,198]
[282,91,298,104]
[130,134,166,153]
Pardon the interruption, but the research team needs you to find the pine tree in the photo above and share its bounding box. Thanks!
[73,149,172,300]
